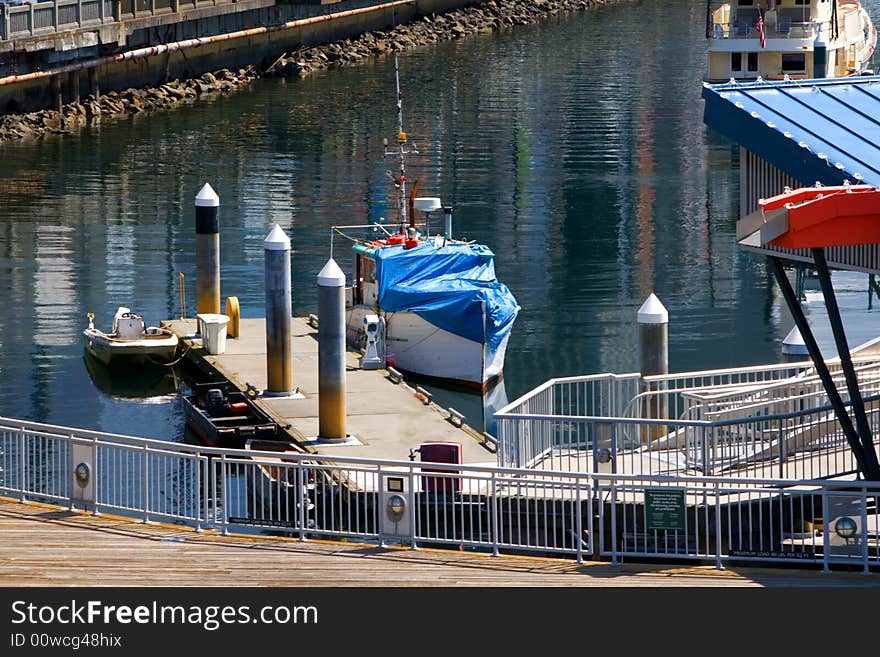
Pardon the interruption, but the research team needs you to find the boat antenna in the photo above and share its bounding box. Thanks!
[385,54,418,233]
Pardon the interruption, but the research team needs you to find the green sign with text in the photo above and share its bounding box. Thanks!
[645,488,685,531]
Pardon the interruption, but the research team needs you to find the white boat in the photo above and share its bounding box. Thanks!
[334,58,519,391]
[82,306,179,367]
[706,0,876,82]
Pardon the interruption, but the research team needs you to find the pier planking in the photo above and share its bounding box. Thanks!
[4,498,875,587]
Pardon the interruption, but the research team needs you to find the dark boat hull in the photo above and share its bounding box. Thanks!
[182,384,280,448]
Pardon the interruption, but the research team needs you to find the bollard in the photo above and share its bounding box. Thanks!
[317,258,347,441]
[195,183,220,317]
[638,293,668,442]
[264,224,292,395]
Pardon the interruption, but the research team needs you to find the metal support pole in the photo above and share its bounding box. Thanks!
[443,206,453,241]
[264,224,292,395]
[812,248,880,480]
[194,183,220,315]
[768,256,875,479]
[317,258,347,440]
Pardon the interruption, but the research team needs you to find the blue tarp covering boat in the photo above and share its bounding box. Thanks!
[374,242,520,351]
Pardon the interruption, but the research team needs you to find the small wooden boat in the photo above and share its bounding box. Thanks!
[182,382,280,448]
[82,307,179,366]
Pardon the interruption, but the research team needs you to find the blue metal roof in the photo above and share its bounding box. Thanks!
[702,76,880,186]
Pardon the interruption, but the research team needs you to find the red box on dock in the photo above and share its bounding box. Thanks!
[420,442,462,495]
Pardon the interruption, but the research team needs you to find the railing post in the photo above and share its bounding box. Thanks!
[822,492,830,574]
[610,482,618,565]
[408,467,417,550]
[490,471,499,557]
[141,444,149,524]
[202,456,209,529]
[219,453,228,535]
[52,0,58,30]
[91,436,99,516]
[28,4,33,37]
[76,0,81,25]
[861,486,869,575]
[194,453,202,532]
[714,482,724,570]
[576,479,583,564]
[18,427,26,503]
[297,462,307,542]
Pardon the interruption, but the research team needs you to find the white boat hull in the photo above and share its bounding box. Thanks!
[346,305,509,389]
[82,329,179,366]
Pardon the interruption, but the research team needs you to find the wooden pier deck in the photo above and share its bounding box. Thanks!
[162,317,496,467]
[2,497,876,587]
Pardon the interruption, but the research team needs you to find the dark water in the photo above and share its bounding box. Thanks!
[0,0,878,440]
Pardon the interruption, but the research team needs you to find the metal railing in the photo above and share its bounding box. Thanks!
[710,8,865,42]
[0,0,241,42]
[600,473,879,572]
[2,415,880,571]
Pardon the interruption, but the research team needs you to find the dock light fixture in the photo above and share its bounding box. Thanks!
[387,494,406,522]
[75,462,90,487]
[834,516,858,544]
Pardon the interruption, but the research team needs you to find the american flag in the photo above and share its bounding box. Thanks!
[756,10,766,48]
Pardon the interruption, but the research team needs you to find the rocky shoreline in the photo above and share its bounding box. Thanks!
[0,0,618,143]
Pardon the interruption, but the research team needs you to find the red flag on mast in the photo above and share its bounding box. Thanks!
[756,9,766,48]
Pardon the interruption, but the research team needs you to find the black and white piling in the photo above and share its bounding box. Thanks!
[264,224,292,395]
[195,183,221,316]
[317,258,347,441]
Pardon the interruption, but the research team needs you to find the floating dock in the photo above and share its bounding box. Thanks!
[162,316,497,465]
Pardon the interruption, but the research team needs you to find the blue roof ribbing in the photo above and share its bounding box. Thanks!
[702,76,880,186]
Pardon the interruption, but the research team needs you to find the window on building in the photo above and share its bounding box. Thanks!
[782,53,806,71]
[748,52,758,72]
[732,52,743,71]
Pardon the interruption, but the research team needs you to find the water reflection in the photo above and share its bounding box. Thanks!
[0,0,878,438]
[83,352,181,399]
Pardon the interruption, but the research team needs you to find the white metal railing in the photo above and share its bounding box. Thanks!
[2,415,880,571]
[0,0,237,42]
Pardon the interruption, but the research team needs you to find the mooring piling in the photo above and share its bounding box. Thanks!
[263,224,293,395]
[195,183,221,317]
[638,293,668,439]
[317,258,347,441]
[782,325,809,363]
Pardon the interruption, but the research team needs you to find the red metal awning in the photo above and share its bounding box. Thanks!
[743,184,880,249]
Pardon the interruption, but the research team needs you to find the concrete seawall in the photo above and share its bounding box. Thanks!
[0,0,621,140]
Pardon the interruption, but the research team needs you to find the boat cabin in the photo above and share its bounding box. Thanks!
[705,0,876,82]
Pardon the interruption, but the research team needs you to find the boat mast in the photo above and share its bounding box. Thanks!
[386,54,417,232]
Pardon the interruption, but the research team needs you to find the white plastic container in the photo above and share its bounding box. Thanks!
[198,313,230,355]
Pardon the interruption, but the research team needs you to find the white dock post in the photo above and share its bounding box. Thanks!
[264,224,293,395]
[782,326,809,362]
[195,183,221,316]
[638,293,668,441]
[317,258,347,441]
